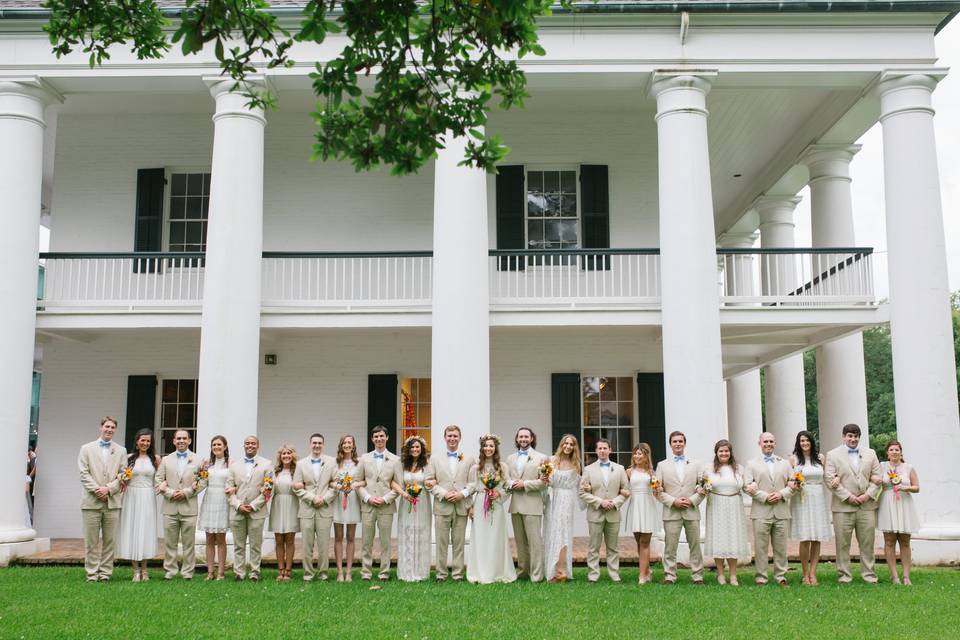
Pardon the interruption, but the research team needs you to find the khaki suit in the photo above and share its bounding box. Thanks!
[355,451,399,579]
[825,445,882,582]
[293,455,337,580]
[226,455,272,579]
[744,455,795,583]
[156,450,202,578]
[579,461,629,581]
[655,456,706,582]
[425,451,475,579]
[78,440,127,580]
[506,449,547,582]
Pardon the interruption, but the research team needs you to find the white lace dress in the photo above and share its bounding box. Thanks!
[198,458,230,533]
[877,462,919,534]
[396,469,432,582]
[622,469,659,534]
[703,465,751,560]
[543,468,581,581]
[116,456,158,560]
[789,460,832,541]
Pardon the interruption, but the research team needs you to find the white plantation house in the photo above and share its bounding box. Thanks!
[1,0,959,565]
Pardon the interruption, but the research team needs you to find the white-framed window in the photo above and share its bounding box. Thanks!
[400,377,431,451]
[159,378,198,454]
[581,375,635,467]
[164,170,211,253]
[525,166,580,253]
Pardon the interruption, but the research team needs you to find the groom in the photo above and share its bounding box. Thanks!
[579,439,629,582]
[506,426,546,582]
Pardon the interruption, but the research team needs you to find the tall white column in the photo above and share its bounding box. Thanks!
[800,144,870,450]
[0,78,57,563]
[756,196,807,452]
[651,73,725,462]
[196,79,266,453]
[878,71,960,563]
[430,133,490,452]
[718,232,763,459]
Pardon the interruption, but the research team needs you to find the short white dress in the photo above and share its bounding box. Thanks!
[268,469,300,534]
[789,459,833,542]
[703,465,751,560]
[198,458,230,533]
[622,469,659,534]
[333,461,361,525]
[116,456,158,560]
[877,462,919,534]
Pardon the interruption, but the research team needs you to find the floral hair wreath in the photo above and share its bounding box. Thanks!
[479,433,502,446]
[403,435,428,450]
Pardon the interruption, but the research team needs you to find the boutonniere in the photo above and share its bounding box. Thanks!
[457,453,464,462]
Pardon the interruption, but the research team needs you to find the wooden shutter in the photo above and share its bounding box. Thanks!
[367,374,398,452]
[636,373,666,466]
[133,168,166,273]
[550,373,581,454]
[580,164,610,271]
[124,375,157,452]
[495,165,526,271]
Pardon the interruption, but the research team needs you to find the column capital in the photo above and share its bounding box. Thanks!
[202,75,269,125]
[799,143,861,184]
[649,71,717,120]
[754,194,801,227]
[717,231,758,249]
[876,69,947,122]
[0,77,63,128]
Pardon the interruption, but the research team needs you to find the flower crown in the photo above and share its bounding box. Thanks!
[403,435,428,450]
[479,433,502,446]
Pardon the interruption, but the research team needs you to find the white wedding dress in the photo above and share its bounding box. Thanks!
[396,469,432,582]
[466,462,516,584]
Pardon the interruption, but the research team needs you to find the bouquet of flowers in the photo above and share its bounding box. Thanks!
[793,470,806,500]
[261,470,274,501]
[479,469,503,519]
[405,482,423,512]
[538,460,554,481]
[697,472,712,493]
[887,468,902,500]
[197,462,210,481]
[119,466,134,492]
[649,476,660,492]
[338,472,353,510]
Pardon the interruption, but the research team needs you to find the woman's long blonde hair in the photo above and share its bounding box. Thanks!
[274,444,298,474]
[552,433,582,474]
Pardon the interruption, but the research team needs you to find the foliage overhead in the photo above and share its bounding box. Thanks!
[43,0,573,174]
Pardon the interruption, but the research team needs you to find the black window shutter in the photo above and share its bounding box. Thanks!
[495,165,525,271]
[550,373,581,454]
[367,374,398,453]
[580,165,610,271]
[636,373,666,466]
[124,375,157,452]
[134,168,166,273]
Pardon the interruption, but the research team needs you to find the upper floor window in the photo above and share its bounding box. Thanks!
[167,172,210,253]
[526,168,579,251]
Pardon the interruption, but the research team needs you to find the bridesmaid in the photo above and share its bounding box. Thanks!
[332,435,363,582]
[116,428,160,582]
[542,434,582,582]
[878,440,920,585]
[788,430,832,585]
[700,439,750,586]
[197,435,231,580]
[465,434,516,584]
[390,435,432,582]
[622,443,659,584]
[268,445,300,581]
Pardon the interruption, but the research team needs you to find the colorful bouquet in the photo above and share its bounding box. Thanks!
[261,470,274,501]
[119,466,133,492]
[338,473,353,510]
[649,476,660,492]
[697,472,712,493]
[479,469,503,519]
[405,482,423,512]
[793,470,806,500]
[538,460,554,481]
[887,469,902,500]
[197,463,210,481]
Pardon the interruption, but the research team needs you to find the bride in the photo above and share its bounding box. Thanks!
[466,434,516,584]
[390,435,432,582]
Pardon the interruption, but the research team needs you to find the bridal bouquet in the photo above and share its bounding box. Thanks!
[405,482,423,512]
[338,472,353,510]
[479,469,503,519]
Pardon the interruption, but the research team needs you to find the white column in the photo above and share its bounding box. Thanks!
[196,79,266,453]
[651,73,725,461]
[0,78,57,563]
[430,133,490,452]
[718,232,763,459]
[756,196,807,451]
[878,71,960,563]
[800,144,870,450]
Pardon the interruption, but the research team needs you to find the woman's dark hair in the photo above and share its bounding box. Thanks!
[712,439,737,473]
[401,437,429,471]
[886,440,905,462]
[127,428,157,469]
[792,430,820,467]
[208,435,230,467]
[478,436,502,470]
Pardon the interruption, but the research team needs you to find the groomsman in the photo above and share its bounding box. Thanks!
[425,425,475,582]
[293,433,337,581]
[155,429,202,580]
[655,430,705,584]
[825,423,882,584]
[77,416,127,582]
[744,432,796,587]
[226,435,272,581]
[356,426,399,581]
[579,439,629,582]
[506,427,547,582]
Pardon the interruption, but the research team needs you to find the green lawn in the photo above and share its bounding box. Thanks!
[0,565,957,639]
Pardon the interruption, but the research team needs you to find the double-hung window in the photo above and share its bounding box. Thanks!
[525,167,579,265]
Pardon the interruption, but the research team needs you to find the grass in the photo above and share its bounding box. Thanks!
[0,564,957,639]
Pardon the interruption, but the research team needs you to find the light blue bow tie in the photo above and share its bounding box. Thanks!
[244,457,255,464]
[518,450,529,456]
[673,455,684,462]
[447,452,459,458]
[176,452,188,459]
[847,448,859,455]
[599,462,611,468]
[99,441,111,449]
[311,458,323,464]
[373,453,385,460]
[764,456,775,463]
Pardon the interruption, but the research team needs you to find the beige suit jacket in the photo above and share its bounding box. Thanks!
[579,461,629,523]
[355,451,399,514]
[78,440,127,510]
[425,452,475,517]
[506,449,547,515]
[655,457,705,521]
[292,455,337,519]
[226,455,273,520]
[156,451,202,516]
[825,445,882,513]
[743,456,795,520]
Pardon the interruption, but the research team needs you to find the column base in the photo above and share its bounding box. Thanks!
[909,524,960,566]
[0,537,50,567]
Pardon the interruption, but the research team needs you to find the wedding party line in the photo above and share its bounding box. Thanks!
[78,419,919,586]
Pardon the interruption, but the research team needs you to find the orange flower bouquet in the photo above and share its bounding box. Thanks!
[261,470,274,501]
[338,472,353,510]
[480,469,503,519]
[405,482,423,512]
